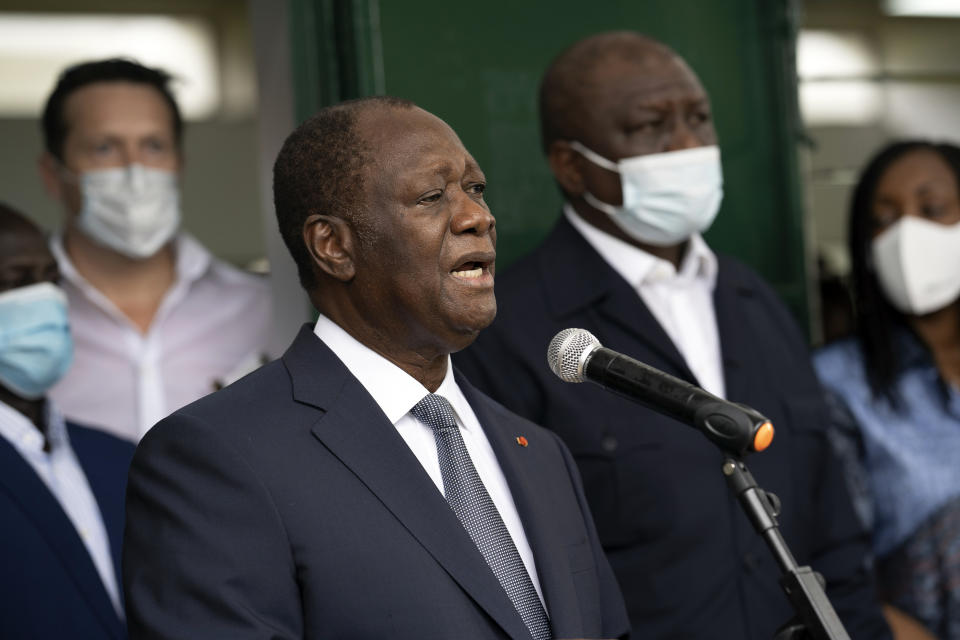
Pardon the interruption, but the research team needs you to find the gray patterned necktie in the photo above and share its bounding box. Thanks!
[411,393,552,640]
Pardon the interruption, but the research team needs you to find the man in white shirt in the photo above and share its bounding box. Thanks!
[37,58,271,440]
[455,31,892,639]
[0,201,133,639]
[122,96,629,639]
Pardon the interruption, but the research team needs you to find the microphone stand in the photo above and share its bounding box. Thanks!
[721,456,851,640]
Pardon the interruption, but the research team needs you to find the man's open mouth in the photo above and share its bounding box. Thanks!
[450,254,494,281]
[451,262,486,279]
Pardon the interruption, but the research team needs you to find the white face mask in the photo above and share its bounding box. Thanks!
[872,216,960,315]
[570,141,724,246]
[76,164,181,259]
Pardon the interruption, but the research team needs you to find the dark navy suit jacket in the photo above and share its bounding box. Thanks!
[0,420,134,639]
[123,325,630,639]
[455,217,891,640]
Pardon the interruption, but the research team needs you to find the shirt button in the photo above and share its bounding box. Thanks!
[601,435,618,452]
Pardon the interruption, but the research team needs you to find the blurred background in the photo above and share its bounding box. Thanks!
[0,0,958,347]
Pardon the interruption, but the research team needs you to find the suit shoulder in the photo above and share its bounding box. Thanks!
[66,422,136,459]
[717,253,806,335]
[163,359,292,432]
[716,253,780,298]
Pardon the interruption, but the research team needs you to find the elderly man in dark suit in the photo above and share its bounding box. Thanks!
[122,96,629,640]
[0,202,134,639]
[455,32,892,639]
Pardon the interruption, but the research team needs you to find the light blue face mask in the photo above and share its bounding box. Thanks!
[570,141,724,247]
[0,282,73,400]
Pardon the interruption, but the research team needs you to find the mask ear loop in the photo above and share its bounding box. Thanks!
[569,141,621,173]
[567,141,624,215]
[49,156,82,185]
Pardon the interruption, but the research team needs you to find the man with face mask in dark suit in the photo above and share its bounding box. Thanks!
[455,31,893,639]
[0,202,134,639]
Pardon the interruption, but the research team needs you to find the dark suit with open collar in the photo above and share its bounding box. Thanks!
[454,216,890,640]
[123,325,629,640]
[0,420,133,639]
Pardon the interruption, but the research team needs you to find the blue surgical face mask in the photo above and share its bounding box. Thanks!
[0,282,73,400]
[570,141,724,246]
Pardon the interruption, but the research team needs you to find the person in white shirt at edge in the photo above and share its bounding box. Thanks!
[37,58,271,441]
[0,201,134,639]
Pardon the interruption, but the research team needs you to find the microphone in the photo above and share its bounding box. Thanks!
[547,328,774,456]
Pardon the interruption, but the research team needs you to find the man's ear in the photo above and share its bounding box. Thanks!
[547,140,585,197]
[38,152,65,200]
[303,214,356,282]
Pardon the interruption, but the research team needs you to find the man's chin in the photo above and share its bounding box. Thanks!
[448,305,497,353]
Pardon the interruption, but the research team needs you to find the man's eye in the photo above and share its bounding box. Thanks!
[418,191,442,205]
[690,111,711,126]
[144,139,171,154]
[92,141,115,155]
[922,204,947,219]
[43,265,61,284]
[872,209,898,230]
[15,271,33,289]
[629,121,661,134]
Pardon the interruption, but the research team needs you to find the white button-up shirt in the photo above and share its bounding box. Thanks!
[0,400,121,615]
[49,233,272,441]
[314,314,546,607]
[565,204,725,398]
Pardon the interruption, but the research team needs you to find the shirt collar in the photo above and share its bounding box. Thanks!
[313,314,468,429]
[0,399,68,454]
[564,203,717,290]
[50,232,213,295]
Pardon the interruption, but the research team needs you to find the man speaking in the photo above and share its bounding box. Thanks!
[122,96,629,640]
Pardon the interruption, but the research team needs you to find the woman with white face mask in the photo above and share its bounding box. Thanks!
[814,141,960,640]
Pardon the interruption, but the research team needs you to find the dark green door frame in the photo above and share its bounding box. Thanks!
[287,0,384,122]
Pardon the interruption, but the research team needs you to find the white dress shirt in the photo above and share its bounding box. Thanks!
[565,204,726,398]
[0,400,122,615]
[49,233,272,441]
[313,314,546,606]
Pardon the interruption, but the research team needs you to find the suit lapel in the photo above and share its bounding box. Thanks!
[538,216,696,382]
[0,437,123,639]
[459,374,585,637]
[284,326,533,640]
[69,424,128,601]
[711,259,754,401]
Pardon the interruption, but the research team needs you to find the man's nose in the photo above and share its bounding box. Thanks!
[119,141,145,167]
[663,119,702,153]
[451,193,495,236]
